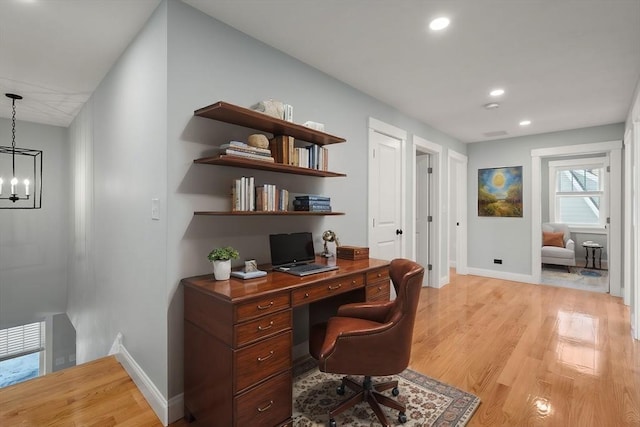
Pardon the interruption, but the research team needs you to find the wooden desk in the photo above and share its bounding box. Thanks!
[182,257,391,427]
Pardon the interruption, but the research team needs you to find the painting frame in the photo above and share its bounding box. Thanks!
[478,166,523,217]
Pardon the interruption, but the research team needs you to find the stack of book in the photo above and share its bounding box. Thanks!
[231,176,289,212]
[269,136,329,170]
[219,141,275,163]
[255,185,289,212]
[293,195,331,212]
[232,176,255,211]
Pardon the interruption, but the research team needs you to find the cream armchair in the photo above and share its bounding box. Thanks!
[541,223,576,270]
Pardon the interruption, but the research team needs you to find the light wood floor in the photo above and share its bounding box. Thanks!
[1,272,638,426]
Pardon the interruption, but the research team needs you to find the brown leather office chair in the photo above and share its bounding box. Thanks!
[309,258,425,427]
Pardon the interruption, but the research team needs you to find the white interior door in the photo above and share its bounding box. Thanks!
[449,150,468,276]
[416,153,430,283]
[368,119,405,262]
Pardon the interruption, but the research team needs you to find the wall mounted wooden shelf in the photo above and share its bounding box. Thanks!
[194,101,346,146]
[193,156,346,177]
[194,211,344,216]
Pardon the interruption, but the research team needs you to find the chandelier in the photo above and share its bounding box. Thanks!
[0,93,42,209]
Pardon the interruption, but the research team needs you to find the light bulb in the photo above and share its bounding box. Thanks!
[429,17,450,31]
[24,179,30,196]
[10,177,17,195]
[0,177,3,195]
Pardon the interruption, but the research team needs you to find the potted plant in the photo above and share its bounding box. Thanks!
[208,246,239,280]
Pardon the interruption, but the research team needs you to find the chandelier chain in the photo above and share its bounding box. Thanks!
[11,98,16,149]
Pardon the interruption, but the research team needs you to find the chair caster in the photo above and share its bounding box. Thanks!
[329,418,337,427]
[398,412,407,423]
[392,386,400,396]
[336,384,345,395]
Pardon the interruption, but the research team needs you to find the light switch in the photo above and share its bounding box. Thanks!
[151,198,160,220]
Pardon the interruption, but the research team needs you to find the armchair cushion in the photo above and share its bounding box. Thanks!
[543,231,565,247]
[336,301,395,323]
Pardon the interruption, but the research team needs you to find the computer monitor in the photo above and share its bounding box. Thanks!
[269,232,315,268]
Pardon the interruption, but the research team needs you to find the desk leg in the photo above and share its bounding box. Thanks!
[597,248,602,270]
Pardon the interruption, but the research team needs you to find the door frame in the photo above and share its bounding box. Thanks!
[447,150,468,282]
[531,140,623,297]
[412,136,442,287]
[367,117,407,259]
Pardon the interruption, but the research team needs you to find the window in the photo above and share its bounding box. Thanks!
[549,157,608,228]
[0,321,44,387]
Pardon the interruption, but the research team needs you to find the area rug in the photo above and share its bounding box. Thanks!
[541,265,608,293]
[292,359,480,426]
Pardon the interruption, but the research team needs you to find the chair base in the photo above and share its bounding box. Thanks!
[328,375,406,427]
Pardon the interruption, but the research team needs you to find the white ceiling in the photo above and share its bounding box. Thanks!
[1,0,639,143]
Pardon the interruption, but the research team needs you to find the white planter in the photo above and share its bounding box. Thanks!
[212,260,232,280]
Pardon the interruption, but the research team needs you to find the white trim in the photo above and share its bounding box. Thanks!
[110,333,169,426]
[368,117,407,140]
[412,135,442,288]
[448,150,468,277]
[569,226,607,234]
[633,121,640,340]
[531,140,621,157]
[608,148,622,297]
[623,128,632,306]
[168,394,185,424]
[467,267,537,284]
[367,118,407,260]
[531,140,623,297]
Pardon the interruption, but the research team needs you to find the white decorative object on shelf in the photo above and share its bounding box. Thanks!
[303,121,325,131]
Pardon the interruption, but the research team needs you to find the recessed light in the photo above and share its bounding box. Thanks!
[489,88,505,97]
[519,120,531,126]
[484,102,500,109]
[429,17,450,31]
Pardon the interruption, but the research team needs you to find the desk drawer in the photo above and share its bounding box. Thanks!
[236,294,290,323]
[366,281,390,302]
[292,274,364,306]
[234,370,292,427]
[366,267,390,284]
[235,310,292,347]
[235,331,292,393]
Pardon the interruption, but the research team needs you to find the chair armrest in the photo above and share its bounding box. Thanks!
[565,238,575,251]
[337,301,394,323]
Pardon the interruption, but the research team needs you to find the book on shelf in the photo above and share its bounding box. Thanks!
[269,135,295,165]
[293,199,331,207]
[255,184,289,212]
[222,145,272,157]
[219,152,275,162]
[293,205,332,212]
[295,194,330,202]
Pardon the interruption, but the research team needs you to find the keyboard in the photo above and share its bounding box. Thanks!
[275,263,339,276]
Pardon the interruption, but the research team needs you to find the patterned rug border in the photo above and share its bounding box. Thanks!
[293,358,481,426]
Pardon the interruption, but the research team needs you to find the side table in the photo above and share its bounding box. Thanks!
[582,242,603,269]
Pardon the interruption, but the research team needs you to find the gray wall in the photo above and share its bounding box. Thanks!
[467,123,624,275]
[164,0,464,398]
[67,1,169,395]
[0,118,68,330]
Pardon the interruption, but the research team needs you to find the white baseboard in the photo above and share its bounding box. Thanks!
[168,393,184,424]
[466,267,537,285]
[449,261,457,268]
[110,333,173,426]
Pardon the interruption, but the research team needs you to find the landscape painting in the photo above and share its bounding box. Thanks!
[478,166,523,217]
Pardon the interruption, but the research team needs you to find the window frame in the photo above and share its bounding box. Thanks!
[548,157,608,232]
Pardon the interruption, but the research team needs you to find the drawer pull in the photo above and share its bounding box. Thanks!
[257,350,275,362]
[257,400,274,412]
[304,293,309,298]
[257,301,274,310]
[378,286,382,290]
[352,280,356,285]
[258,321,274,331]
[328,284,342,291]
[377,273,382,278]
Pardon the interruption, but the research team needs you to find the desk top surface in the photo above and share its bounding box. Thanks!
[181,257,390,302]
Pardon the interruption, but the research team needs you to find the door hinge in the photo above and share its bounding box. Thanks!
[427,216,433,222]
[373,218,375,227]
[606,217,610,224]
[427,167,433,174]
[428,264,433,271]
[606,166,610,172]
[372,148,376,159]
